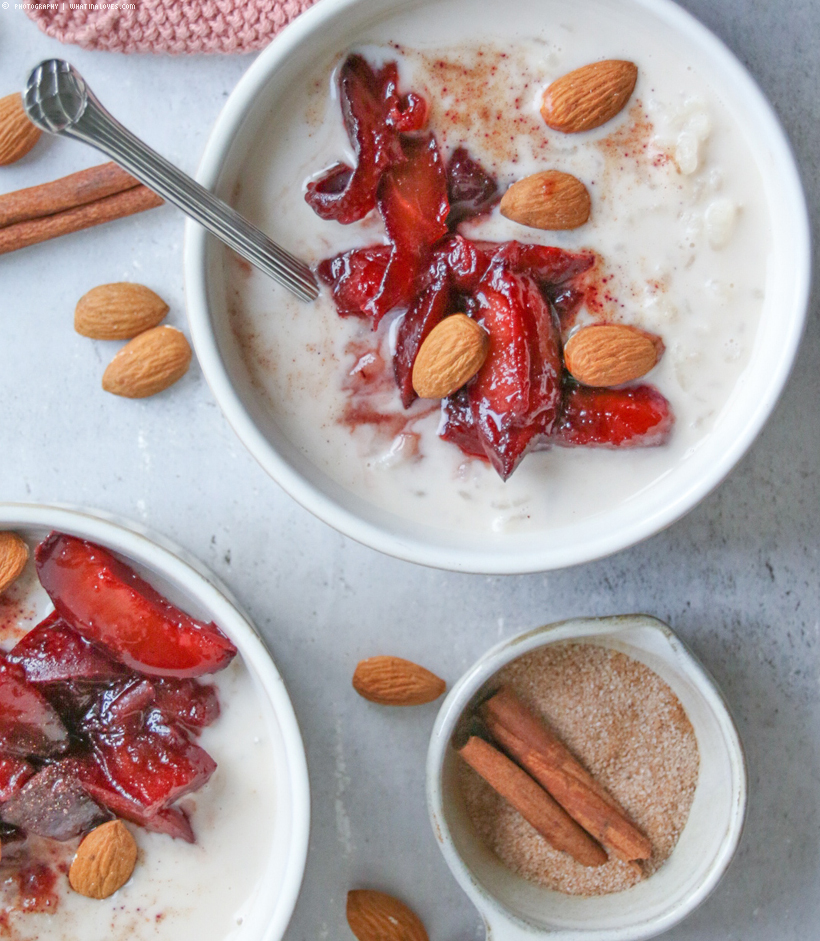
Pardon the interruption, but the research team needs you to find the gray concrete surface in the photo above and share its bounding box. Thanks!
[0,1,818,938]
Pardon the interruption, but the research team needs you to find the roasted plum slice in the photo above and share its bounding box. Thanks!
[439,389,486,460]
[85,707,216,817]
[8,610,126,684]
[393,257,452,408]
[443,265,562,479]
[305,55,409,223]
[553,381,674,448]
[470,268,535,431]
[0,763,112,841]
[35,532,236,678]
[489,240,595,286]
[0,656,69,758]
[153,678,220,734]
[0,755,34,802]
[367,133,450,323]
[81,677,157,730]
[77,765,196,843]
[318,245,392,317]
[446,147,499,225]
[435,234,492,294]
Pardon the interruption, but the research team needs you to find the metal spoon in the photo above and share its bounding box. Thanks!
[24,59,319,302]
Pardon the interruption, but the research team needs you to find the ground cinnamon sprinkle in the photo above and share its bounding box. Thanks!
[458,642,699,895]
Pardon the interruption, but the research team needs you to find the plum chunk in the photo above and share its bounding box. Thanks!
[77,767,196,843]
[305,55,408,223]
[553,381,674,448]
[367,133,450,323]
[0,755,35,802]
[318,245,392,317]
[439,389,486,459]
[87,707,216,816]
[0,763,112,840]
[9,610,126,683]
[393,258,452,408]
[153,678,220,733]
[35,532,237,678]
[442,265,562,479]
[446,147,499,225]
[489,241,595,286]
[0,657,69,758]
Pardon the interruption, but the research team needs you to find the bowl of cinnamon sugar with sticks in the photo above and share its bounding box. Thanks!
[426,615,746,941]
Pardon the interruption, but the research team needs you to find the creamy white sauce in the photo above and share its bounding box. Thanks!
[226,0,771,535]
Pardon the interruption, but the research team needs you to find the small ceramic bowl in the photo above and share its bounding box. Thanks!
[0,503,310,941]
[426,616,747,941]
[185,0,810,574]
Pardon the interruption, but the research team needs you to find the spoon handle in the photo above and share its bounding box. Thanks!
[24,60,318,302]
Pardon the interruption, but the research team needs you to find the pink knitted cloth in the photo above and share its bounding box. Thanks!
[26,0,317,53]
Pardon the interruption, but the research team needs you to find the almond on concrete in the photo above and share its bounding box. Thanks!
[500,170,591,230]
[69,820,137,900]
[541,60,638,134]
[0,94,41,166]
[412,313,488,399]
[564,323,664,387]
[102,325,192,399]
[0,532,28,596]
[353,656,446,706]
[75,283,169,340]
[347,889,429,941]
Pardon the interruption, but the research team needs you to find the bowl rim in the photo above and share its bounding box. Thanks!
[424,615,748,941]
[0,502,311,941]
[183,0,811,575]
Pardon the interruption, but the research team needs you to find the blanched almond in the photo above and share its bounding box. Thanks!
[412,314,488,399]
[102,325,192,398]
[0,94,41,166]
[75,283,169,340]
[541,60,638,134]
[564,323,664,387]
[500,171,590,230]
[353,656,445,706]
[69,820,137,899]
[0,532,28,595]
[347,889,429,941]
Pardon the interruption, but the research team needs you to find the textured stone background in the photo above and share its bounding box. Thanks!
[0,1,817,937]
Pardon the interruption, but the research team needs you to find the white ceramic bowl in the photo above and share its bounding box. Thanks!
[426,615,747,941]
[0,503,310,941]
[185,0,810,574]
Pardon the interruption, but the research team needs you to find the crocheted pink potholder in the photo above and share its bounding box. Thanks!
[26,0,317,54]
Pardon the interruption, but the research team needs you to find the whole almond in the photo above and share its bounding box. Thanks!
[0,532,28,596]
[0,94,41,166]
[102,325,192,398]
[69,820,137,899]
[500,170,590,230]
[352,656,445,706]
[412,314,488,399]
[75,283,169,340]
[347,890,429,941]
[541,60,638,134]
[564,323,664,387]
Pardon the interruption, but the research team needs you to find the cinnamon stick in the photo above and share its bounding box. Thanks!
[0,162,140,228]
[458,735,607,867]
[0,186,164,255]
[481,687,652,862]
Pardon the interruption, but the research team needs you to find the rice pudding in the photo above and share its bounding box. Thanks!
[225,0,771,536]
[0,535,278,941]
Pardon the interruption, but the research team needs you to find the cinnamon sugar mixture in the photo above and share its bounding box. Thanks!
[459,642,699,895]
